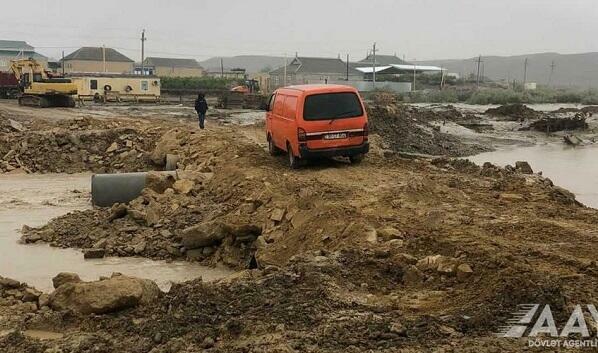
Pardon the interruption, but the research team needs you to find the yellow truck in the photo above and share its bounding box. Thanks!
[10,58,77,107]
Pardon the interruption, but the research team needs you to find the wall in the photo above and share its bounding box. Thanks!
[70,76,160,101]
[269,73,362,90]
[329,80,412,93]
[63,60,133,74]
[154,66,204,77]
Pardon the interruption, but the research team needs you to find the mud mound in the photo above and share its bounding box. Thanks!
[0,117,166,174]
[523,113,588,132]
[485,103,541,121]
[367,103,490,156]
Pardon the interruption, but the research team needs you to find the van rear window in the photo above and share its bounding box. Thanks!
[303,92,363,121]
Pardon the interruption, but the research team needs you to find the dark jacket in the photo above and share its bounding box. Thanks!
[195,97,208,114]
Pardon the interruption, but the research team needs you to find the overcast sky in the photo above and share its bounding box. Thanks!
[2,0,596,62]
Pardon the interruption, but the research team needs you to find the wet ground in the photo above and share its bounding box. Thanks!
[0,173,233,292]
[470,143,598,208]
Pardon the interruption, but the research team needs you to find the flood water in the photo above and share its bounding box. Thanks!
[469,143,598,208]
[0,173,233,292]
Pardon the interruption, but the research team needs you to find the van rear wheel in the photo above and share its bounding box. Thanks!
[349,154,364,164]
[268,136,281,156]
[287,144,300,169]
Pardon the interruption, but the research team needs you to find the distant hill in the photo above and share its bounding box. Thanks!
[418,52,598,88]
[200,55,285,74]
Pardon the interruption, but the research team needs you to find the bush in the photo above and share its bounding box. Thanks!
[160,77,240,91]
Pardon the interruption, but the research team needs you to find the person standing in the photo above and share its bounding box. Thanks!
[194,93,208,129]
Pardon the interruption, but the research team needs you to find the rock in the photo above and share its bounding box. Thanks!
[231,224,262,242]
[150,130,182,166]
[0,277,21,288]
[160,229,172,238]
[365,228,378,244]
[133,241,146,254]
[515,161,533,174]
[52,272,82,289]
[173,179,194,194]
[389,322,407,336]
[93,238,108,249]
[22,288,41,302]
[436,257,458,275]
[456,263,474,281]
[83,248,106,259]
[403,265,425,285]
[145,172,175,194]
[8,119,25,132]
[201,336,215,349]
[181,221,232,249]
[49,275,161,314]
[38,294,50,308]
[106,142,118,153]
[416,255,443,271]
[270,208,285,222]
[108,203,128,222]
[550,186,579,206]
[377,227,403,241]
[145,201,161,226]
[499,193,525,202]
[186,248,204,261]
[127,209,147,223]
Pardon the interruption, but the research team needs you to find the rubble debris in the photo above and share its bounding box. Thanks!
[83,248,106,259]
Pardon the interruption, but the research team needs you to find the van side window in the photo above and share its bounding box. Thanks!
[90,80,98,90]
[268,94,276,111]
[283,96,297,119]
[273,95,285,116]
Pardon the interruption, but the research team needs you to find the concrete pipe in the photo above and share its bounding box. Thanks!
[91,171,177,207]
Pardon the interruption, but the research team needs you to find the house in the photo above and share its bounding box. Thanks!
[269,56,362,89]
[61,47,134,74]
[0,40,48,71]
[357,53,409,66]
[137,57,204,77]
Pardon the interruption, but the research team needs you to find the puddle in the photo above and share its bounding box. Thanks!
[0,173,233,292]
[469,143,598,208]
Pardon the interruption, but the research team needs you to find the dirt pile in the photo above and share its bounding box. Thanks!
[0,116,167,174]
[0,247,589,352]
[523,112,588,132]
[367,102,491,156]
[485,103,542,121]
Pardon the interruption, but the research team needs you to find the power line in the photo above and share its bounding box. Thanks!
[548,60,556,87]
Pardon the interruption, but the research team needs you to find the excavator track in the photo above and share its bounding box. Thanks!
[18,95,75,108]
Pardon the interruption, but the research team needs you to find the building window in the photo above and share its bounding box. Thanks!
[141,80,148,91]
[90,79,98,90]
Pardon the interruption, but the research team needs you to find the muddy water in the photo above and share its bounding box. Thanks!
[470,143,598,208]
[0,173,233,292]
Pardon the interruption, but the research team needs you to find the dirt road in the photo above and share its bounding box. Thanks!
[1,101,598,352]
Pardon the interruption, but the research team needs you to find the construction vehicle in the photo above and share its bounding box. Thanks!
[9,58,77,108]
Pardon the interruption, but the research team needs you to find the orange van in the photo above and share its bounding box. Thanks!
[265,84,369,168]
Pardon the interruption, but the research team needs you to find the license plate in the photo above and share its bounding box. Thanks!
[323,133,347,140]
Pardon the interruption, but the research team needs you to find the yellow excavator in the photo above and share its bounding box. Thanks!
[10,58,77,108]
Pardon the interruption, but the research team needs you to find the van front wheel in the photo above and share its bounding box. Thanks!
[287,144,300,169]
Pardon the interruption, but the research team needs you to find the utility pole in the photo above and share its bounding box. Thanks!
[102,44,106,73]
[346,54,349,81]
[372,42,377,89]
[220,58,224,78]
[61,50,65,75]
[523,58,529,89]
[475,55,483,87]
[140,29,146,75]
[413,61,416,91]
[283,54,287,86]
[548,60,556,87]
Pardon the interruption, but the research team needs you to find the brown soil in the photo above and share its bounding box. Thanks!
[2,101,598,352]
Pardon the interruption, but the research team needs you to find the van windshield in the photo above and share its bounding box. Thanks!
[303,92,363,121]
